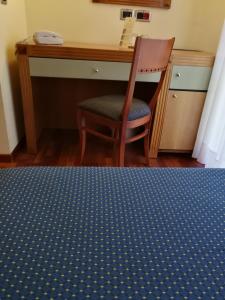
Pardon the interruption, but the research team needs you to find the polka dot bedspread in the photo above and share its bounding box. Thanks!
[0,167,224,299]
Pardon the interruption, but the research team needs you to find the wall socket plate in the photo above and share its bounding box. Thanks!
[120,9,134,20]
[120,8,151,22]
[135,10,151,22]
[1,0,7,4]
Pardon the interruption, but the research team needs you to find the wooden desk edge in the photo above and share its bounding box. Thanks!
[16,40,215,65]
[16,40,134,62]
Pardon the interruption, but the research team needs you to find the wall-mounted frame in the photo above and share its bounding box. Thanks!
[92,0,171,9]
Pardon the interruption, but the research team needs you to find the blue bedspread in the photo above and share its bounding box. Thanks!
[0,167,225,299]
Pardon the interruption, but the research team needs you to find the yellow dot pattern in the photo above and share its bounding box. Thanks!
[0,167,224,299]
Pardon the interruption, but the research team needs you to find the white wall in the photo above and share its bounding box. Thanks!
[191,0,225,53]
[25,0,225,52]
[25,0,195,49]
[0,0,27,154]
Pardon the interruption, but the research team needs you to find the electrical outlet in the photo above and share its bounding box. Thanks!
[135,10,151,22]
[1,0,7,4]
[120,9,134,20]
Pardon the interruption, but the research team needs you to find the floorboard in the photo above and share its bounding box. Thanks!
[0,129,203,168]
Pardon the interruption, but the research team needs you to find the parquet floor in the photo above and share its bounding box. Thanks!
[0,129,203,168]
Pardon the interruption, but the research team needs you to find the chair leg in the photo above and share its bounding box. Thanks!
[77,110,86,165]
[112,128,119,166]
[118,141,125,167]
[118,128,126,167]
[144,123,151,166]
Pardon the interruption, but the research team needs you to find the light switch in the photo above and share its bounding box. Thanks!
[120,9,134,20]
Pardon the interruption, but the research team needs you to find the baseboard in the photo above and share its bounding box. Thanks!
[0,154,13,163]
[0,138,25,163]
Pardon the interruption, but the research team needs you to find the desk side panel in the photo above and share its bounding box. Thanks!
[17,54,39,153]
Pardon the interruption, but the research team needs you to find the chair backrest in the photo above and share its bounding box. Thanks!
[122,36,175,122]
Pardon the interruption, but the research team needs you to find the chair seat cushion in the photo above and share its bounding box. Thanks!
[78,94,151,121]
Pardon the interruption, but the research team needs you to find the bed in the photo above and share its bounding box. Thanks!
[0,167,224,299]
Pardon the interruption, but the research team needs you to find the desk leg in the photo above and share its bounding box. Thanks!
[17,53,37,154]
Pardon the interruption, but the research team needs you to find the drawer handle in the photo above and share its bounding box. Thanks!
[172,94,178,99]
[176,72,181,77]
[94,68,100,73]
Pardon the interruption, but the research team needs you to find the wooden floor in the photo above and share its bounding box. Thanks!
[0,129,203,168]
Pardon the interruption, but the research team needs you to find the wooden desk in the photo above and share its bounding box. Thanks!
[16,40,135,154]
[16,40,214,157]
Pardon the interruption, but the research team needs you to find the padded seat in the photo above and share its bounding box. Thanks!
[78,94,151,121]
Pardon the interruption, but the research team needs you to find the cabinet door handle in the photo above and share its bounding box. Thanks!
[172,94,178,99]
[176,72,181,77]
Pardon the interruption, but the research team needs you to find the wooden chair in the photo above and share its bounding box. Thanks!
[77,37,175,166]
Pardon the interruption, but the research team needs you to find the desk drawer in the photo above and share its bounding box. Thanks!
[170,65,212,91]
[29,58,160,82]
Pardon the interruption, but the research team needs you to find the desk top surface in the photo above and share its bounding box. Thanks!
[16,38,214,66]
[16,39,134,62]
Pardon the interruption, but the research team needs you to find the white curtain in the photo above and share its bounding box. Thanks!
[193,21,225,168]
